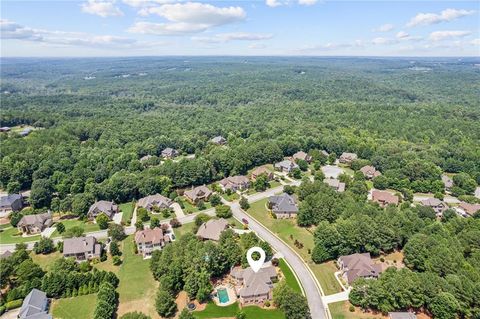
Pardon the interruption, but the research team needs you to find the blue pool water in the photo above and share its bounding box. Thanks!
[218,288,229,303]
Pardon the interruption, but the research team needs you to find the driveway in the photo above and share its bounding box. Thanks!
[322,290,350,304]
[171,203,185,218]
[229,201,327,319]
[112,212,123,225]
[41,226,56,238]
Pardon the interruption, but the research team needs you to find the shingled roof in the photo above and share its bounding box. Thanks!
[233,266,277,298]
[19,289,52,319]
[196,218,229,241]
[17,212,52,229]
[269,193,298,214]
[138,194,172,210]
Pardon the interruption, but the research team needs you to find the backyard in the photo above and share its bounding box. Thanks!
[193,301,285,319]
[120,202,134,224]
[30,251,62,271]
[51,293,97,319]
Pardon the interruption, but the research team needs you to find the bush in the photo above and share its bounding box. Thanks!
[5,299,23,310]
[215,205,232,218]
[236,311,246,319]
[79,261,92,272]
[112,256,122,266]
[56,222,65,233]
[108,223,126,241]
[0,306,5,315]
[150,217,160,229]
[196,200,206,211]
[209,194,221,206]
[239,197,250,210]
[96,213,110,230]
[349,305,355,312]
[170,218,181,228]
[264,300,271,307]
[33,237,55,254]
[110,241,121,256]
[63,226,85,238]
[10,212,23,227]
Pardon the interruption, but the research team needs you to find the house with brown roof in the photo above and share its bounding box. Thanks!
[389,312,417,319]
[360,166,381,179]
[137,194,173,211]
[274,159,298,173]
[219,176,250,192]
[339,152,358,164]
[250,166,274,181]
[184,185,212,204]
[455,202,480,217]
[196,218,229,241]
[372,190,399,207]
[420,198,448,217]
[161,147,179,159]
[63,236,102,262]
[268,193,298,218]
[292,151,312,163]
[231,265,278,305]
[441,175,453,191]
[338,253,384,285]
[87,200,118,220]
[17,212,52,235]
[135,227,171,258]
[324,178,346,192]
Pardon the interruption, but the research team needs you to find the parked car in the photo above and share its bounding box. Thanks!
[242,218,249,224]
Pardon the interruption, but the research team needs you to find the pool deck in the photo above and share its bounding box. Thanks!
[212,285,237,307]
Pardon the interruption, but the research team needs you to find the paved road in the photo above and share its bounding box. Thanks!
[229,201,327,319]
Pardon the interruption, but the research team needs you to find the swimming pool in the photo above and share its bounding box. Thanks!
[217,288,229,303]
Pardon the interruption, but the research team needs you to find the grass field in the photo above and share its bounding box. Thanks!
[174,222,196,238]
[120,202,134,224]
[246,198,343,295]
[183,199,213,214]
[221,192,240,202]
[0,226,41,243]
[30,251,62,271]
[51,219,100,238]
[51,294,97,319]
[329,301,388,319]
[278,258,302,293]
[116,236,159,318]
[193,301,285,319]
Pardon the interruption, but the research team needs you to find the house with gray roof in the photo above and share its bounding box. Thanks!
[20,128,33,137]
[196,218,229,241]
[324,178,346,192]
[338,253,385,285]
[0,193,23,216]
[231,265,278,305]
[339,152,358,164]
[161,147,179,159]
[211,136,227,145]
[18,288,52,319]
[87,200,118,220]
[268,193,298,218]
[441,174,453,191]
[17,212,52,235]
[219,175,250,192]
[184,185,212,204]
[274,159,298,173]
[389,312,417,319]
[63,236,102,262]
[420,198,448,217]
[137,194,173,211]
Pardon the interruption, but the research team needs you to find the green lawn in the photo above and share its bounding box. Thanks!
[116,236,158,317]
[51,219,101,238]
[183,199,213,214]
[246,199,343,295]
[120,202,134,224]
[270,180,282,188]
[193,302,284,319]
[0,226,40,244]
[30,251,62,271]
[221,192,240,202]
[51,294,97,319]
[278,259,302,293]
[174,222,196,238]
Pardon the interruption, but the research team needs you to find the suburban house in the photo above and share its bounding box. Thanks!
[161,147,179,159]
[140,155,153,162]
[441,175,453,191]
[20,128,33,137]
[324,178,346,192]
[455,202,480,217]
[360,166,381,179]
[18,288,52,319]
[135,227,171,258]
[137,194,173,211]
[184,185,212,204]
[420,198,449,217]
[250,166,274,181]
[339,152,358,164]
[0,127,11,132]
[219,176,250,192]
[389,312,417,319]
[63,236,102,261]
[337,253,384,285]
[268,193,299,218]
[17,212,52,235]
[87,200,118,220]
[196,218,229,241]
[0,250,12,259]
[372,190,399,207]
[211,136,227,145]
[292,151,312,163]
[274,159,299,173]
[231,265,278,305]
[0,193,23,216]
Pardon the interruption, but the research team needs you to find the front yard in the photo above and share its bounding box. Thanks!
[51,219,100,238]
[0,226,40,243]
[51,293,97,319]
[278,258,302,293]
[182,199,213,214]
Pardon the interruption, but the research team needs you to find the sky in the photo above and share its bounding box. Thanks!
[1,0,479,57]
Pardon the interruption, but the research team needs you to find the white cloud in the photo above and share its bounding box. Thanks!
[396,31,409,39]
[374,24,394,32]
[266,0,318,7]
[471,38,480,46]
[429,30,471,41]
[81,0,124,17]
[192,32,273,43]
[407,8,476,27]
[298,0,318,6]
[266,0,283,7]
[132,2,246,35]
[371,37,396,45]
[248,43,267,49]
[0,19,153,49]
[122,0,174,7]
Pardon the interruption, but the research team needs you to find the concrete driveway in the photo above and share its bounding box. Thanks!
[41,226,56,238]
[112,212,123,225]
[322,290,350,304]
[171,203,185,218]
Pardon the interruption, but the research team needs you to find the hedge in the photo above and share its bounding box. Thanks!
[5,299,23,310]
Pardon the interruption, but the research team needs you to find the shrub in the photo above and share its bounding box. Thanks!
[209,194,221,206]
[79,261,92,272]
[239,197,250,210]
[170,218,181,228]
[236,311,246,319]
[56,222,65,233]
[5,299,23,310]
[110,241,121,256]
[96,213,110,230]
[112,256,122,266]
[264,300,271,307]
[150,217,160,229]
[215,205,232,218]
[0,306,5,315]
[349,305,355,312]
[196,200,206,211]
[33,237,55,254]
